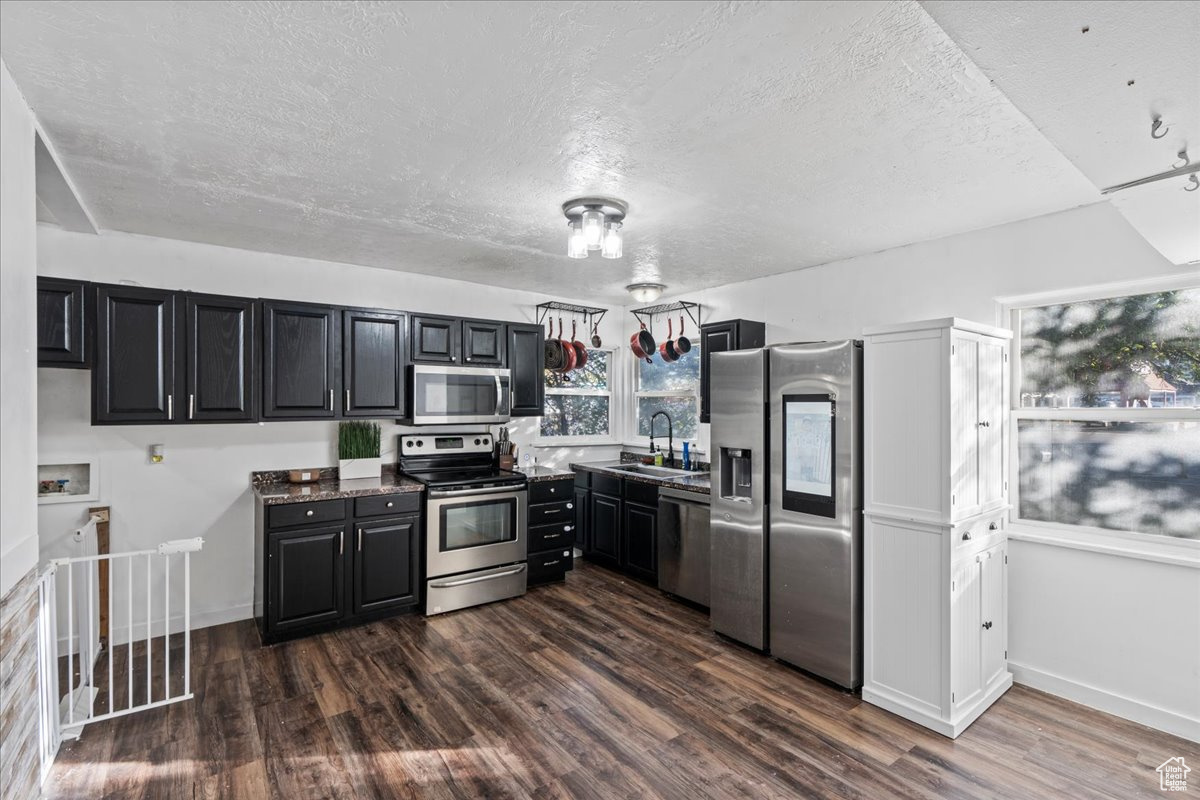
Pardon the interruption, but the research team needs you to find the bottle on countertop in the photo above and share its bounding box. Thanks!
[654,450,664,467]
[682,441,691,471]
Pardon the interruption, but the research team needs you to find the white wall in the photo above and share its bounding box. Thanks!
[648,200,1199,739]
[36,226,623,633]
[0,59,39,597]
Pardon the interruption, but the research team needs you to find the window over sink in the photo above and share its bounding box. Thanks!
[636,345,700,442]
[1011,284,1200,540]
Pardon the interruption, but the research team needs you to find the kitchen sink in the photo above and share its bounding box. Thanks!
[606,463,694,478]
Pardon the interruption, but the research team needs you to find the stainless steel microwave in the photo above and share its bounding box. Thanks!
[408,365,511,425]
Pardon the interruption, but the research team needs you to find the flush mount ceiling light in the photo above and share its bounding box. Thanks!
[625,282,666,303]
[563,197,627,259]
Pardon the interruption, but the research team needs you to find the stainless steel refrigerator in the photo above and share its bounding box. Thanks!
[709,340,863,689]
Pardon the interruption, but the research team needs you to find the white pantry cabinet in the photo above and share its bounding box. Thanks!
[861,318,1013,739]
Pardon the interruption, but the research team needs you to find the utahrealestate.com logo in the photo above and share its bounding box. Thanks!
[1157,757,1190,792]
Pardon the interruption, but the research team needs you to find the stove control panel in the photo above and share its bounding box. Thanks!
[400,433,492,454]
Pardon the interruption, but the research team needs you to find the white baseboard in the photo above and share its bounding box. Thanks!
[1010,661,1200,743]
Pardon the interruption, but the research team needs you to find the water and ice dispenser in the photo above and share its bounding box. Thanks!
[719,447,754,501]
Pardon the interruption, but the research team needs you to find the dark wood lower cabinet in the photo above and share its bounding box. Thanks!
[573,484,589,551]
[623,501,658,582]
[256,494,421,643]
[268,525,346,632]
[527,477,575,586]
[353,516,418,614]
[588,492,622,570]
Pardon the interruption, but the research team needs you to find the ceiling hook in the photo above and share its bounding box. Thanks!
[1174,148,1190,168]
[1151,116,1169,139]
[1185,174,1199,192]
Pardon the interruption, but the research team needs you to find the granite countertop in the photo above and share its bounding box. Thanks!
[518,465,576,483]
[252,471,424,506]
[571,461,711,496]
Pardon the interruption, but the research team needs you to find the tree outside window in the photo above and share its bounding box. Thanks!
[539,349,613,441]
[636,346,700,442]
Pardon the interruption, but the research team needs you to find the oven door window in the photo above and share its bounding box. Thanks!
[782,393,836,518]
[440,497,518,551]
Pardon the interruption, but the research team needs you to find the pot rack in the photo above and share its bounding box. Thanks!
[630,300,701,332]
[535,300,608,331]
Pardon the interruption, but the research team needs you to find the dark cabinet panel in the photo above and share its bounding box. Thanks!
[589,493,621,569]
[699,319,765,423]
[623,502,658,583]
[353,516,419,615]
[37,277,89,367]
[268,525,346,631]
[463,320,506,367]
[93,285,179,424]
[411,315,460,364]
[343,309,406,417]
[262,301,338,419]
[508,323,545,417]
[573,486,589,551]
[185,293,256,422]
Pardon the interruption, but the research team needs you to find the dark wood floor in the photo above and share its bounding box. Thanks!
[48,561,1191,799]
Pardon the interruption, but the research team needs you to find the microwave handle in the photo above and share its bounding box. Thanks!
[494,375,503,415]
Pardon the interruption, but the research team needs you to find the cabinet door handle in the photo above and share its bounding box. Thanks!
[305,509,314,517]
[566,503,573,510]
[977,420,990,428]
[188,393,195,420]
[167,394,174,420]
[357,528,363,552]
[345,389,351,410]
[339,531,344,555]
[328,389,334,410]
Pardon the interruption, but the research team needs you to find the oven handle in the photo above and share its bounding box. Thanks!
[427,485,526,499]
[429,563,526,589]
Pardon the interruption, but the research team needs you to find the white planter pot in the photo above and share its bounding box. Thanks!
[338,457,382,481]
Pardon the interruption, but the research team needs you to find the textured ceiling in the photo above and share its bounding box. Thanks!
[1,1,1100,302]
[922,0,1200,265]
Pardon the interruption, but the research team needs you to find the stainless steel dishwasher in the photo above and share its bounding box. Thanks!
[657,487,711,607]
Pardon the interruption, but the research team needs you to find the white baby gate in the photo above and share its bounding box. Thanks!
[36,537,204,779]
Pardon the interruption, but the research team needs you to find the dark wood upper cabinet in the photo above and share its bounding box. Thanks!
[37,277,90,368]
[93,285,180,424]
[699,319,766,423]
[262,300,338,419]
[268,525,346,632]
[185,294,256,422]
[463,320,506,367]
[342,309,406,417]
[507,323,544,417]
[411,315,460,364]
[353,516,419,615]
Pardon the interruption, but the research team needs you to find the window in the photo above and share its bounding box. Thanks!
[635,345,700,442]
[1012,286,1200,540]
[539,349,613,441]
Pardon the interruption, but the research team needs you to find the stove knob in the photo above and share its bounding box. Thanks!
[474,438,481,445]
[404,441,412,448]
[416,440,424,448]
[482,438,489,445]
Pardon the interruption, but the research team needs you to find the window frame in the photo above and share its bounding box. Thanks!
[628,345,703,453]
[1002,273,1200,552]
[533,346,620,446]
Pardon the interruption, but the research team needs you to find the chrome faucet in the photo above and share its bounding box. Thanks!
[649,411,675,465]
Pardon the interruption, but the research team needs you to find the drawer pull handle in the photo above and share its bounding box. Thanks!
[542,560,560,567]
[549,487,556,493]
[566,503,573,509]
[988,521,998,531]
[982,620,993,630]
[564,526,573,532]
[386,501,394,508]
[306,510,315,517]
[962,531,971,541]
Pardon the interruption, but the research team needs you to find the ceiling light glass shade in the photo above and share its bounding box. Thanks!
[626,283,665,303]
[582,209,605,249]
[567,220,588,259]
[601,222,623,259]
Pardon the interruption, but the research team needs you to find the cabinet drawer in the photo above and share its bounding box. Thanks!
[354,493,420,519]
[624,479,659,506]
[530,500,573,525]
[954,511,1005,549]
[530,478,573,505]
[591,472,621,496]
[267,499,346,529]
[529,522,575,553]
[528,548,573,585]
[574,471,590,489]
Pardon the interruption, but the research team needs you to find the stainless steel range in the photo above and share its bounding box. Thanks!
[399,433,528,615]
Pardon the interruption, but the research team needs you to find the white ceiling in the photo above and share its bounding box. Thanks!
[1,1,1102,302]
[922,0,1200,265]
